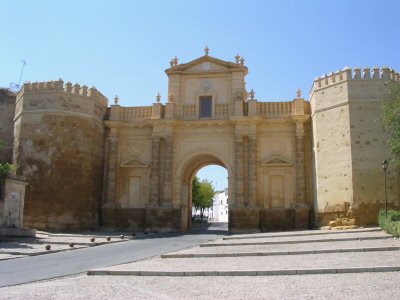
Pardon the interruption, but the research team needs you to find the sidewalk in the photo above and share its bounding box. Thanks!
[0,230,133,260]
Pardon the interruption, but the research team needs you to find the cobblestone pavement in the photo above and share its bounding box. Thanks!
[1,227,399,299]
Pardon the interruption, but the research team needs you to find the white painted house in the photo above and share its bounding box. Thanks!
[209,189,228,222]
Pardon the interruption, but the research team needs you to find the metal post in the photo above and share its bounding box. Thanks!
[382,160,389,218]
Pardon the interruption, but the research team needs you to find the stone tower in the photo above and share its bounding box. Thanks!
[13,80,108,230]
[311,67,400,226]
[0,89,16,163]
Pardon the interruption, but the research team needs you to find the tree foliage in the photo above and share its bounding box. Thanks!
[0,140,17,178]
[192,176,215,219]
[382,81,400,167]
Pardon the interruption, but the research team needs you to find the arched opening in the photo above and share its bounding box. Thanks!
[178,153,231,232]
[192,165,229,231]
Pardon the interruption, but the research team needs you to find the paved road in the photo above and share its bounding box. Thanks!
[0,223,228,287]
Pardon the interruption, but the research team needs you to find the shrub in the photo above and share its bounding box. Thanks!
[378,209,400,237]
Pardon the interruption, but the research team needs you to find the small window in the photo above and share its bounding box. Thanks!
[199,96,212,118]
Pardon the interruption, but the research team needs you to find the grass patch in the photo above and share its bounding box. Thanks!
[378,209,400,237]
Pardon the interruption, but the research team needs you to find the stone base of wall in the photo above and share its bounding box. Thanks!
[260,209,295,231]
[101,208,146,231]
[229,208,260,233]
[229,208,313,232]
[145,208,181,233]
[260,208,313,231]
[316,201,400,228]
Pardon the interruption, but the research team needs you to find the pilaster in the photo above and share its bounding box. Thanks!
[105,133,118,207]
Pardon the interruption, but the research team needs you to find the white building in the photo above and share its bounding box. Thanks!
[209,189,228,222]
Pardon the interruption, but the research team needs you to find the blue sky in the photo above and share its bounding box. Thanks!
[1,0,399,189]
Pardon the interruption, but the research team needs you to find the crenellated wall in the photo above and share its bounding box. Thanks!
[14,79,108,230]
[311,67,400,226]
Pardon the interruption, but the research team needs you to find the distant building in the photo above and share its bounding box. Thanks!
[209,189,228,222]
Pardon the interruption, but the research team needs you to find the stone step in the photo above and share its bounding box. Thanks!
[161,246,400,258]
[164,238,400,257]
[223,227,382,240]
[88,250,400,276]
[88,266,400,277]
[201,234,391,247]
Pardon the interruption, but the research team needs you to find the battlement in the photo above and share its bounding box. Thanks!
[312,66,400,92]
[20,79,108,107]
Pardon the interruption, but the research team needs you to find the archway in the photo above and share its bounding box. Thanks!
[193,165,229,230]
[176,152,232,231]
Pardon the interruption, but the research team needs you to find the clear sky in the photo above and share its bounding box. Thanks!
[1,0,399,189]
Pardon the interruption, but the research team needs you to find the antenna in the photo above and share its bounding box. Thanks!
[18,59,27,88]
[9,59,27,92]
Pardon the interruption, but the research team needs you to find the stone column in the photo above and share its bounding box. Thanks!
[105,136,118,206]
[234,134,244,207]
[295,121,306,205]
[150,136,160,207]
[248,134,257,207]
[162,135,173,206]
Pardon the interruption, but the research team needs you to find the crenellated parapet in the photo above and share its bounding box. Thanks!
[19,79,108,108]
[312,66,400,92]
[15,79,108,121]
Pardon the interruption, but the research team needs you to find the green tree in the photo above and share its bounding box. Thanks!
[0,140,17,178]
[192,176,215,221]
[382,81,400,167]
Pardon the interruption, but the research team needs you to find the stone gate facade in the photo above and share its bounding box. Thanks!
[1,50,399,232]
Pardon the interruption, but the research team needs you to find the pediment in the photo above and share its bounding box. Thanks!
[165,55,248,75]
[120,157,149,168]
[261,156,292,167]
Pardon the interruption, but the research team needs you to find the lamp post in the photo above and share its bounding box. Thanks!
[381,160,389,218]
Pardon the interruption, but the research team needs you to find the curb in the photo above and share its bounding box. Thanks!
[0,239,129,258]
[223,228,382,241]
[87,266,400,277]
[161,246,400,258]
[201,235,391,247]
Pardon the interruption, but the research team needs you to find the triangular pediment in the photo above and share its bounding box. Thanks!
[120,157,149,168]
[261,156,292,167]
[165,55,248,75]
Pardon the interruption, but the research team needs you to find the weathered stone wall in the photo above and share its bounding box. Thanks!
[14,80,108,230]
[347,78,399,224]
[311,67,400,226]
[0,89,16,163]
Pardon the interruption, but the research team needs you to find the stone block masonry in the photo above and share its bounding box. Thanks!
[14,80,108,230]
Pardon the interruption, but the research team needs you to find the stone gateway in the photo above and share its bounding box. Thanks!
[1,50,399,232]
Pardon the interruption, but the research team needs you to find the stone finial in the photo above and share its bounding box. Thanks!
[249,89,255,100]
[170,59,174,67]
[114,95,119,105]
[235,53,240,64]
[296,88,302,98]
[156,92,161,103]
[204,45,209,56]
[173,56,179,66]
[240,57,245,66]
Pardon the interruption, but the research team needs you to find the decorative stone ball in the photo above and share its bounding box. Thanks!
[45,245,51,251]
[120,235,124,239]
[90,237,95,243]
[69,242,75,248]
[106,236,111,241]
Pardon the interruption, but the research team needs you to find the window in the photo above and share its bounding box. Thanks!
[199,96,212,118]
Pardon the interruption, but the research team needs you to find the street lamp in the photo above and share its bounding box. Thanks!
[381,160,389,218]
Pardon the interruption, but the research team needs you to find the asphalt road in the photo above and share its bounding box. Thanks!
[0,222,228,288]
